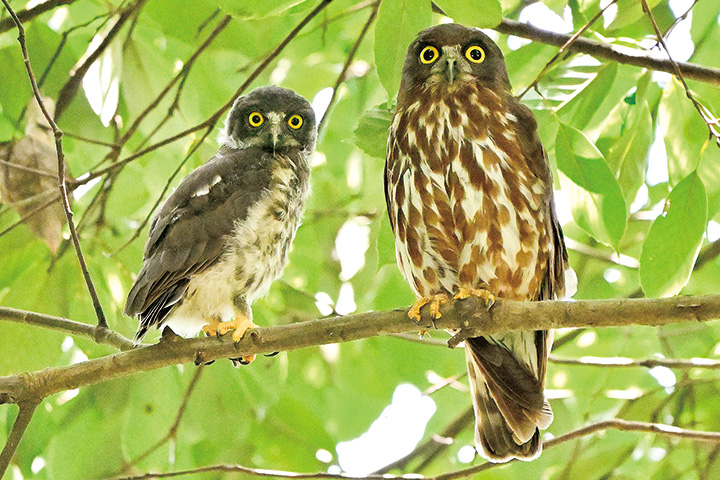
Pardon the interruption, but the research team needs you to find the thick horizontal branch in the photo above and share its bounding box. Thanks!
[495,19,720,87]
[1,295,719,406]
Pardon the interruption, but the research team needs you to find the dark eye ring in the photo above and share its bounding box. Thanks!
[288,114,303,129]
[465,45,485,63]
[248,112,264,127]
[419,45,439,64]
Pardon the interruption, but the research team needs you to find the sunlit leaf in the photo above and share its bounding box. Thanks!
[607,0,664,30]
[374,0,431,100]
[555,122,627,247]
[434,0,502,28]
[606,101,652,205]
[354,105,393,159]
[640,171,707,298]
[216,0,310,19]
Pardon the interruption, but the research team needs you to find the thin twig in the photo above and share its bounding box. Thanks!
[374,407,474,474]
[317,1,379,134]
[115,125,213,253]
[117,14,232,146]
[640,0,720,146]
[2,0,108,327]
[0,401,39,477]
[54,0,148,121]
[432,419,720,480]
[0,157,58,179]
[78,0,334,187]
[113,466,390,480]
[0,0,76,33]
[549,354,720,370]
[112,367,205,475]
[517,0,619,99]
[0,306,135,350]
[112,418,720,480]
[0,193,60,239]
[494,19,720,87]
[63,131,120,148]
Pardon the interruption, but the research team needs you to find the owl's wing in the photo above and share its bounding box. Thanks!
[509,99,569,299]
[124,146,274,336]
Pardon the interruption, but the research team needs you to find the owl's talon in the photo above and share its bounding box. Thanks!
[454,287,495,309]
[204,315,258,343]
[408,293,450,329]
[230,354,257,367]
[264,351,280,357]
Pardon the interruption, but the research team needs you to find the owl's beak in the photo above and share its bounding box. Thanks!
[441,47,460,85]
[267,113,282,151]
[445,57,457,84]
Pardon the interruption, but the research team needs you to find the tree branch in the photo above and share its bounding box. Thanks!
[2,0,108,327]
[0,401,39,475]
[113,417,720,480]
[54,0,148,121]
[111,367,204,476]
[433,419,720,480]
[317,1,379,134]
[0,306,134,351]
[1,294,719,406]
[76,0,334,187]
[549,354,720,370]
[494,19,720,87]
[374,407,474,474]
[0,0,76,34]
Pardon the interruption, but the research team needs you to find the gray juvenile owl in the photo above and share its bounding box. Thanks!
[385,24,572,462]
[125,86,316,364]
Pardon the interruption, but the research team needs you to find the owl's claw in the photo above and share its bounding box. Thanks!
[454,287,495,309]
[230,355,256,367]
[202,315,258,364]
[408,293,451,330]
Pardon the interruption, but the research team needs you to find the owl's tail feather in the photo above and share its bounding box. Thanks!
[465,336,552,462]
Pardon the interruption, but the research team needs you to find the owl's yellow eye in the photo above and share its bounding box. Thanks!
[248,112,264,127]
[465,45,485,63]
[419,45,439,64]
[287,114,303,130]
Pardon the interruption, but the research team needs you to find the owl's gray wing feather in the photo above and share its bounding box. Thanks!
[125,145,274,336]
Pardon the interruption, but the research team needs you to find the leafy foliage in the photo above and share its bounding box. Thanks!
[1,0,720,479]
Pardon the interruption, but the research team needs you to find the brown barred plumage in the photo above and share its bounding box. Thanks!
[385,24,571,462]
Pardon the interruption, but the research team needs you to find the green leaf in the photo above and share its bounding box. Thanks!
[374,0,431,100]
[606,101,653,205]
[215,0,310,19]
[434,0,502,28]
[607,0,663,30]
[560,61,618,130]
[539,0,568,16]
[555,122,627,247]
[659,77,712,185]
[354,106,393,159]
[640,171,707,298]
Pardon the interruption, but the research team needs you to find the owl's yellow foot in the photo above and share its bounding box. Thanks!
[454,287,495,309]
[201,317,222,337]
[408,293,451,325]
[202,315,258,364]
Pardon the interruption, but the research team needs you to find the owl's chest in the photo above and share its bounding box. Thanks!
[388,94,548,299]
[226,161,310,300]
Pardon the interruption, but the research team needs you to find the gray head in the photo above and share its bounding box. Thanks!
[399,24,511,102]
[220,86,317,154]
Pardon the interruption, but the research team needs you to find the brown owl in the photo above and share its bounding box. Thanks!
[385,23,571,462]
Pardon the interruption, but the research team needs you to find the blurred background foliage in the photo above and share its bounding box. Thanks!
[1,0,720,478]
